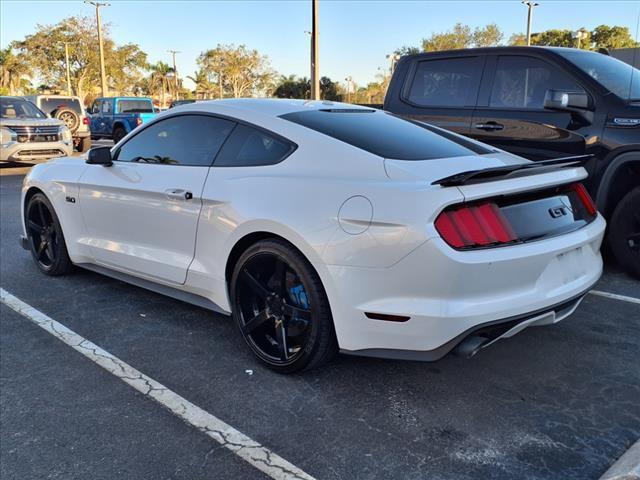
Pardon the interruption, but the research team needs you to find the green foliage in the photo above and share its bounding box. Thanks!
[592,25,639,49]
[198,44,275,98]
[421,23,504,51]
[0,47,32,95]
[272,75,342,101]
[11,15,147,101]
[509,25,638,50]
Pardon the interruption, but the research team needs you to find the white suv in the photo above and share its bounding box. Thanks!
[1,97,73,163]
[25,95,91,152]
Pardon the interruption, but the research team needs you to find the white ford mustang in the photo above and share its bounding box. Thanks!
[20,99,605,373]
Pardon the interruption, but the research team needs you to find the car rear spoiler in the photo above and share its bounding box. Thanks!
[431,155,593,187]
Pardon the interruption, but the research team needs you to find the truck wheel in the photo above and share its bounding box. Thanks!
[78,137,92,153]
[53,108,80,133]
[113,127,126,144]
[609,187,640,279]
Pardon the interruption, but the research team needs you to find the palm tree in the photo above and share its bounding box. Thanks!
[187,69,212,99]
[0,47,32,95]
[149,61,175,108]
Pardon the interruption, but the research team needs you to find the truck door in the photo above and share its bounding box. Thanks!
[387,55,486,135]
[471,54,590,161]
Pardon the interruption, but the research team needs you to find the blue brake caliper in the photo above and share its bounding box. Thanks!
[288,285,309,320]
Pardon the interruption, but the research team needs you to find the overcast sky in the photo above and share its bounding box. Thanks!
[1,0,639,89]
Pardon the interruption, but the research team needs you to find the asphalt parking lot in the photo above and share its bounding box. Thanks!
[1,166,639,479]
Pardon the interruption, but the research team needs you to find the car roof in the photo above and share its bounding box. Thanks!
[173,98,374,118]
[401,45,579,59]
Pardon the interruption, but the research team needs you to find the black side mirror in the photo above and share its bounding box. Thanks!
[86,146,113,166]
[543,89,593,124]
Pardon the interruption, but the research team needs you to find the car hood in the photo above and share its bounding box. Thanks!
[0,118,64,128]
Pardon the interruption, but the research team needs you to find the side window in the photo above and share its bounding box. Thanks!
[490,56,584,109]
[406,57,483,107]
[214,124,295,167]
[101,100,112,114]
[115,115,235,166]
[89,101,99,114]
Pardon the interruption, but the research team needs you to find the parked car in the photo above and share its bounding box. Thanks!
[384,46,640,279]
[87,97,157,143]
[1,96,74,163]
[24,95,91,153]
[20,99,604,372]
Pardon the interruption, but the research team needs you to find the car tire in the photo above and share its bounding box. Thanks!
[113,127,126,144]
[609,187,640,279]
[53,108,80,133]
[230,238,338,373]
[78,137,92,153]
[25,193,73,276]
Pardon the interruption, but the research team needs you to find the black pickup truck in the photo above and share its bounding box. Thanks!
[383,46,640,278]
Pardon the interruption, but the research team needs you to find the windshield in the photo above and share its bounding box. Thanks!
[557,50,640,101]
[117,99,153,114]
[280,109,492,160]
[0,98,47,119]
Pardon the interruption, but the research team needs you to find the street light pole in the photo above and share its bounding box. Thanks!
[522,1,539,46]
[345,76,352,103]
[310,0,320,100]
[168,50,181,100]
[64,42,72,96]
[85,1,110,97]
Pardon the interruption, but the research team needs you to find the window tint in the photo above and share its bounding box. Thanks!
[0,98,46,119]
[407,57,483,107]
[39,98,83,116]
[117,99,154,113]
[490,56,584,109]
[116,115,235,166]
[281,110,488,160]
[214,124,295,167]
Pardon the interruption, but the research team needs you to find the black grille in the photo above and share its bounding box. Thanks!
[16,149,64,157]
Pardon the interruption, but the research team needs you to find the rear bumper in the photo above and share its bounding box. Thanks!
[327,214,606,355]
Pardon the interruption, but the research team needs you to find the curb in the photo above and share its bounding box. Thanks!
[600,440,640,480]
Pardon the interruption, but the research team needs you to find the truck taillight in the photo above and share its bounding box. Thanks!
[435,202,517,249]
[82,117,89,125]
[136,117,142,126]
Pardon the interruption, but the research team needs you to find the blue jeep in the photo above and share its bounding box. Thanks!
[87,97,157,143]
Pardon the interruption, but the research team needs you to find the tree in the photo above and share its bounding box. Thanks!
[272,75,341,101]
[421,23,504,52]
[187,69,214,99]
[198,44,274,98]
[12,16,147,101]
[592,25,639,49]
[394,45,420,56]
[149,61,174,108]
[0,47,32,95]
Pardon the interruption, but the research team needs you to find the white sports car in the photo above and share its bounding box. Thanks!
[20,99,605,373]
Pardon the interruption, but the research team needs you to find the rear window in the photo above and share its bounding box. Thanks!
[38,98,83,116]
[214,124,295,167]
[280,109,486,160]
[117,99,153,113]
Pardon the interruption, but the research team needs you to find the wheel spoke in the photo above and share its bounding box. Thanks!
[242,309,271,334]
[37,202,47,226]
[275,320,288,361]
[36,240,48,259]
[27,220,42,232]
[275,259,288,296]
[283,303,311,320]
[241,269,270,299]
[45,242,55,262]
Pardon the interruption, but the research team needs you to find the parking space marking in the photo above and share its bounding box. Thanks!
[590,290,640,305]
[0,288,314,480]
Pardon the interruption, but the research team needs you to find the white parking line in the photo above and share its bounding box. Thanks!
[589,290,640,305]
[0,288,314,480]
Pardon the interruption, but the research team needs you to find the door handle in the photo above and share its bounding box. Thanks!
[164,188,193,200]
[474,122,505,131]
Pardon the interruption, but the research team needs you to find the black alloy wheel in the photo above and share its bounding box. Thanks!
[25,193,73,276]
[231,239,337,373]
[610,187,640,279]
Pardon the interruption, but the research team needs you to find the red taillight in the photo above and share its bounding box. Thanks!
[571,183,597,216]
[136,117,143,126]
[435,201,517,249]
[82,117,89,125]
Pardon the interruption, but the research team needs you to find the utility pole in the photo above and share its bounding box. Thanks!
[522,1,539,46]
[85,1,110,97]
[345,76,352,103]
[168,50,181,100]
[310,0,320,100]
[64,42,72,96]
